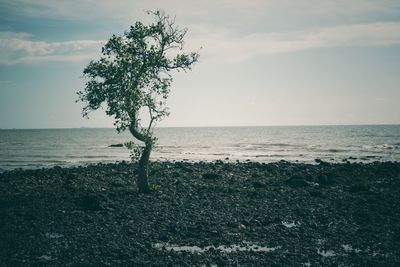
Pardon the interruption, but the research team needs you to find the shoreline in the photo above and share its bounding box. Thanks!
[1,155,398,173]
[1,160,399,265]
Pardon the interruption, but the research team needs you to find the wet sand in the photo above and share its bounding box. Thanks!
[1,160,399,266]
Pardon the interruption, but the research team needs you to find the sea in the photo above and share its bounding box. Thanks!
[0,125,399,171]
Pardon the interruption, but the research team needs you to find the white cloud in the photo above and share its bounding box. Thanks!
[2,0,399,25]
[188,21,400,62]
[2,20,400,65]
[0,32,103,64]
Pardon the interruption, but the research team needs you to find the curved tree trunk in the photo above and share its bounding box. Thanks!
[137,142,152,193]
[129,123,153,193]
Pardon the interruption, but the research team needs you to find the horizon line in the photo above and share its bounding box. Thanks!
[1,123,399,130]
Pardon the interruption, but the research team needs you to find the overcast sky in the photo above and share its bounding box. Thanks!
[1,0,400,128]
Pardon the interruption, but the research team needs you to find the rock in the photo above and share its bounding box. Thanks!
[285,175,310,187]
[349,184,369,193]
[309,190,323,198]
[202,172,221,180]
[78,194,102,211]
[109,144,124,147]
[315,159,329,165]
[317,173,335,185]
[252,181,267,188]
[171,171,181,178]
[158,234,169,242]
[37,255,52,261]
[2,160,400,265]
[239,223,246,230]
[66,173,77,180]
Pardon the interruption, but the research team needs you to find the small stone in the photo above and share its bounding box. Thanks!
[202,173,221,180]
[317,173,335,185]
[78,194,102,211]
[310,190,323,197]
[158,234,169,242]
[349,184,369,193]
[37,255,52,261]
[66,173,77,180]
[315,158,329,165]
[285,175,310,187]
[252,181,267,188]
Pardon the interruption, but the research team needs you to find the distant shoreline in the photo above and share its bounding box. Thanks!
[1,123,399,130]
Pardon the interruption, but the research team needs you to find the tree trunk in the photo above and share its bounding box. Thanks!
[137,142,152,193]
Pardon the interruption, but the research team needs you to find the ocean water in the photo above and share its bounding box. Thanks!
[0,125,399,171]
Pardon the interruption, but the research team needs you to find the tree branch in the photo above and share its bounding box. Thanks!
[147,105,155,132]
[129,123,147,143]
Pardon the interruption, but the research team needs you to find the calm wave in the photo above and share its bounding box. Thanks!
[0,125,399,171]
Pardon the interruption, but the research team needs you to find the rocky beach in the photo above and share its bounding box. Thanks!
[1,160,399,266]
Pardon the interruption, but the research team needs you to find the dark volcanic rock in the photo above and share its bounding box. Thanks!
[78,194,103,211]
[109,144,124,147]
[309,190,323,198]
[252,181,268,188]
[1,161,400,266]
[285,174,310,187]
[202,172,221,180]
[315,158,328,165]
[317,173,336,185]
[348,183,369,193]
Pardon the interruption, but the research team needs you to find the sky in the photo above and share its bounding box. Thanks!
[0,0,400,129]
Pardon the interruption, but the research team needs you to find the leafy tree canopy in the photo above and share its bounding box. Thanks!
[78,10,199,144]
[77,10,199,193]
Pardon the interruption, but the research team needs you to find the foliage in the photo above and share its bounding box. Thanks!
[77,10,199,146]
[77,10,199,192]
[125,141,144,161]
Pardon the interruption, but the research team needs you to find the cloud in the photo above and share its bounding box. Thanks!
[0,32,103,64]
[2,0,399,25]
[188,21,400,62]
[2,20,400,65]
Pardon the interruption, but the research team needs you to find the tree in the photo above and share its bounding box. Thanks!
[77,10,199,193]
